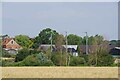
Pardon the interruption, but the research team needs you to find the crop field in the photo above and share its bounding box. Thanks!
[1,67,119,78]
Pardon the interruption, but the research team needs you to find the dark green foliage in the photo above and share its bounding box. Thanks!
[110,40,120,47]
[69,56,86,66]
[32,36,41,49]
[33,28,59,48]
[23,54,41,66]
[51,52,66,66]
[77,45,81,55]
[67,34,82,45]
[10,53,54,66]
[0,48,16,58]
[0,45,2,57]
[2,50,15,58]
[39,28,59,44]
[88,36,96,45]
[110,40,117,45]
[51,53,62,66]
[2,58,15,66]
[29,49,41,55]
[15,48,40,62]
[15,48,30,62]
[0,57,1,65]
[118,63,120,67]
[117,40,120,46]
[2,49,10,57]
[79,54,89,64]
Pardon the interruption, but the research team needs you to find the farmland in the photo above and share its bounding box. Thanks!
[2,67,118,78]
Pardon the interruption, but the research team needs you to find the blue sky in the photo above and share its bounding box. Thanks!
[2,2,118,40]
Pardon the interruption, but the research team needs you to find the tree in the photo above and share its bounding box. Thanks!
[82,35,104,45]
[32,36,41,49]
[32,28,59,49]
[88,46,114,66]
[0,38,2,45]
[1,34,9,40]
[81,36,86,45]
[94,34,104,45]
[67,34,82,45]
[55,34,65,52]
[117,40,120,47]
[39,28,59,44]
[15,35,33,48]
[52,34,66,66]
[88,36,96,45]
[77,45,81,55]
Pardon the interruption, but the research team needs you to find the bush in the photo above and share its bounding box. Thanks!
[15,48,30,62]
[51,52,66,66]
[11,53,54,66]
[97,53,114,66]
[2,49,14,58]
[88,47,114,66]
[15,48,40,62]
[2,59,15,66]
[69,56,86,66]
[79,54,89,63]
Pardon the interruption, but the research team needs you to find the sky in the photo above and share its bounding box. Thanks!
[2,2,118,40]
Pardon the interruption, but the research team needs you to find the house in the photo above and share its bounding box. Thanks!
[39,44,119,56]
[66,45,78,56]
[79,44,116,54]
[109,47,120,56]
[2,38,22,54]
[39,44,78,56]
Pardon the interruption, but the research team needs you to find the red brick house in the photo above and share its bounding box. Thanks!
[2,38,22,54]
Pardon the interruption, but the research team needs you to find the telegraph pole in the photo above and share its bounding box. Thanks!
[65,31,68,66]
[50,30,53,60]
[85,32,88,54]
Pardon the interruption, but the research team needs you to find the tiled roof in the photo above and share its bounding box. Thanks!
[2,38,13,45]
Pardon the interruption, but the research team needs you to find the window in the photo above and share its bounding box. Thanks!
[11,41,14,44]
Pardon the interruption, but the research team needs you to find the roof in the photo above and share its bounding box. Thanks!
[79,44,116,53]
[115,47,120,49]
[39,44,78,50]
[63,45,78,50]
[2,38,13,45]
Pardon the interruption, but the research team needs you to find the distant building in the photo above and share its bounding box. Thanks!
[39,44,78,56]
[79,44,116,54]
[66,45,78,56]
[2,38,22,54]
[109,47,120,56]
[39,44,120,56]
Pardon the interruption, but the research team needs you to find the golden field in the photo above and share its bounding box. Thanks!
[1,67,119,78]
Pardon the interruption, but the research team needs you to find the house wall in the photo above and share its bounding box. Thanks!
[3,39,21,49]
[5,45,21,49]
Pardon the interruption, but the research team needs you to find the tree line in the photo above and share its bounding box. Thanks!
[1,28,120,66]
[13,28,119,49]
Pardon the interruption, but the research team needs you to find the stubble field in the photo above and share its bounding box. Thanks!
[1,67,119,78]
